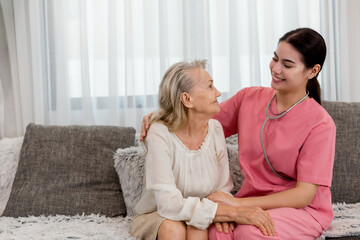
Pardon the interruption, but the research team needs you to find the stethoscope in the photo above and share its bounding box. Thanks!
[260,91,309,180]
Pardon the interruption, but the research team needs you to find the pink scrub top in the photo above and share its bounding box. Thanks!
[213,87,336,230]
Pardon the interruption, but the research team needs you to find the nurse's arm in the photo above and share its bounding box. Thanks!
[208,181,318,210]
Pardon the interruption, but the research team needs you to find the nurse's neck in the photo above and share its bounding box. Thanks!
[275,90,309,114]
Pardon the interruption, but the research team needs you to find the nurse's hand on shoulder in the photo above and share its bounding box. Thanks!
[140,112,154,141]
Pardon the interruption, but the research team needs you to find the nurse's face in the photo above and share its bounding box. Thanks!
[269,41,314,94]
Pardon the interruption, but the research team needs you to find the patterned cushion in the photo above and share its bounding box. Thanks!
[2,123,135,217]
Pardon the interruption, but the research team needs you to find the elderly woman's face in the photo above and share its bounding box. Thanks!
[187,68,221,117]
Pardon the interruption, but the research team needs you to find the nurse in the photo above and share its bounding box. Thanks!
[207,28,336,239]
[141,28,336,239]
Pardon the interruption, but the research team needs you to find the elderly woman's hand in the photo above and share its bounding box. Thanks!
[214,222,236,234]
[140,112,154,141]
[208,191,236,207]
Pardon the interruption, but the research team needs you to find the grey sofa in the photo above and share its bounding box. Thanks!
[320,101,360,240]
[0,100,359,240]
[322,101,360,206]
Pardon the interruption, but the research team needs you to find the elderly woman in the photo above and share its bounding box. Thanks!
[131,60,274,240]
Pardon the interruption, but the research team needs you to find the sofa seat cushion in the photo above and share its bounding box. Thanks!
[2,123,135,217]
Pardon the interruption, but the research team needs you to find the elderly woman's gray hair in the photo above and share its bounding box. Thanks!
[150,59,209,132]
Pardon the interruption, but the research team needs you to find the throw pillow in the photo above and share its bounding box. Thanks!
[227,143,243,195]
[0,137,24,216]
[226,134,238,145]
[2,123,135,217]
[114,145,146,217]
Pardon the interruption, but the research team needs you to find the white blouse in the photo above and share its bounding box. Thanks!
[135,119,234,229]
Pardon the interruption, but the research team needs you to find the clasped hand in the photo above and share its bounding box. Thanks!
[208,191,275,237]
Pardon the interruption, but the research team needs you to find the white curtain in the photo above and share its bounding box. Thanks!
[1,0,360,138]
[336,0,360,101]
[1,0,47,138]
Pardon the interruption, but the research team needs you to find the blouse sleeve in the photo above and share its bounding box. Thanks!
[212,120,234,193]
[296,117,336,187]
[213,88,247,137]
[144,123,218,229]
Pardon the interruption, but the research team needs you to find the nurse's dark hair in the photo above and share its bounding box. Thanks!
[279,28,326,105]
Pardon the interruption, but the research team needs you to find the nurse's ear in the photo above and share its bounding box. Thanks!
[308,64,321,79]
[180,92,193,109]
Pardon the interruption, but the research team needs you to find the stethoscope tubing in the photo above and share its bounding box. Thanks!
[260,92,309,181]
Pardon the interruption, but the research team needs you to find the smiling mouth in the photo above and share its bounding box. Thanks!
[272,73,284,82]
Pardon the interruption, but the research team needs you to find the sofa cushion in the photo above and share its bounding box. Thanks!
[322,101,360,203]
[114,145,146,217]
[2,123,135,217]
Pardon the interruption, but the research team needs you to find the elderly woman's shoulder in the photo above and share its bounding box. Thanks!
[149,121,169,132]
[145,122,173,145]
[209,119,225,135]
[209,119,222,128]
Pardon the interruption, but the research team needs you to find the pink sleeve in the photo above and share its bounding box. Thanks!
[213,89,246,137]
[296,118,336,187]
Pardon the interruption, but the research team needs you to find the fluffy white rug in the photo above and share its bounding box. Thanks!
[0,137,23,215]
[318,202,360,239]
[0,214,136,240]
[0,203,359,239]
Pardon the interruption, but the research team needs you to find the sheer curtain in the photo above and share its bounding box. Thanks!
[336,0,360,101]
[1,0,47,138]
[1,0,359,138]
